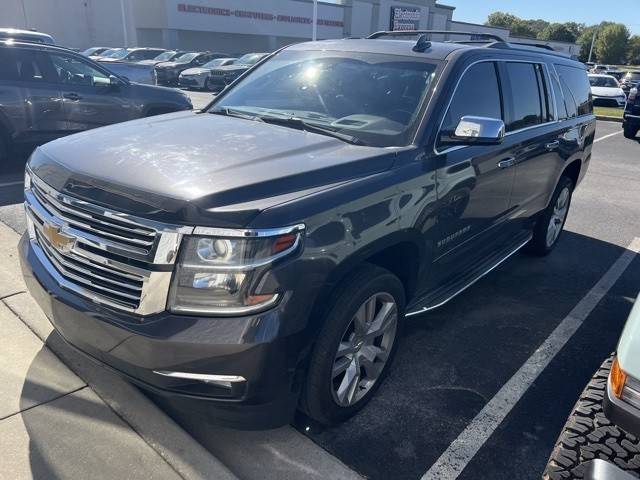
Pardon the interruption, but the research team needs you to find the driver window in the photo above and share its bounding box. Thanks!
[49,54,110,87]
[441,62,503,136]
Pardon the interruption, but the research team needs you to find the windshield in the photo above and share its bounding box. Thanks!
[174,52,199,63]
[203,58,235,68]
[154,51,177,61]
[624,72,640,81]
[101,48,125,58]
[210,50,439,147]
[109,49,131,60]
[589,76,619,88]
[237,53,266,65]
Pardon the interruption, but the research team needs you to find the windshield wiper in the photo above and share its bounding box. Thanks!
[257,116,368,146]
[210,108,264,122]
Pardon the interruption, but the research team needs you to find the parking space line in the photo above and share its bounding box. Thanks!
[422,237,640,480]
[0,180,23,188]
[594,131,623,143]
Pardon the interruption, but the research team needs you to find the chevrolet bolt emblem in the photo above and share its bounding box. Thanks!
[42,222,75,253]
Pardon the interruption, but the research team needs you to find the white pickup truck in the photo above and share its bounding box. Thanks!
[545,296,640,479]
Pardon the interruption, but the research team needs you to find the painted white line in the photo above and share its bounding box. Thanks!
[0,180,23,188]
[594,131,623,143]
[423,237,640,480]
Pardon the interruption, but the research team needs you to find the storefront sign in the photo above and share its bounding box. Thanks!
[389,6,420,31]
[169,1,345,38]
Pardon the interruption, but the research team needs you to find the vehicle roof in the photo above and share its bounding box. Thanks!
[286,38,467,60]
[285,38,579,63]
[588,73,618,79]
[0,28,54,43]
[0,39,77,54]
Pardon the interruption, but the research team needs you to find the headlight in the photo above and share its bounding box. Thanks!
[168,225,304,315]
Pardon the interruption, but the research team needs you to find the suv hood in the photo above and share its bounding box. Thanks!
[156,61,187,69]
[30,112,397,227]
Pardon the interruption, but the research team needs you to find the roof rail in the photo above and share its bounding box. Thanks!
[367,30,507,43]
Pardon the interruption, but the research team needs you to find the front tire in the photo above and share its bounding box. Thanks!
[543,357,640,479]
[301,264,405,425]
[526,176,574,256]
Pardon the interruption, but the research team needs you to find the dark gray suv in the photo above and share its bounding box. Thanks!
[20,31,595,429]
[0,40,192,162]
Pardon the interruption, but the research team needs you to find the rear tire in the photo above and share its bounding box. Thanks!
[526,176,574,256]
[543,357,640,479]
[301,263,405,425]
[624,124,639,140]
[0,130,9,164]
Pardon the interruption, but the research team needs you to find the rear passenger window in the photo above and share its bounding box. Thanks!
[441,62,502,137]
[0,49,48,82]
[555,65,593,116]
[504,63,545,132]
[550,73,569,120]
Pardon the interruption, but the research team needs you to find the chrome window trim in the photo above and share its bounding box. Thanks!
[434,58,567,156]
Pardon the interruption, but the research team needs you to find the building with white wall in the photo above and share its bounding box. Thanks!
[1,0,578,56]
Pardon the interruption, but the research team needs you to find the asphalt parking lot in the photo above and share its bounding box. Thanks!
[0,115,638,480]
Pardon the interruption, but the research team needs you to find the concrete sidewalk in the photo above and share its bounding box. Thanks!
[0,222,237,480]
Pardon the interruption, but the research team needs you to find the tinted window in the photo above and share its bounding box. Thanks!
[50,54,110,86]
[588,76,619,88]
[550,73,568,120]
[0,49,51,82]
[212,50,439,147]
[442,62,502,135]
[556,64,592,116]
[504,63,544,132]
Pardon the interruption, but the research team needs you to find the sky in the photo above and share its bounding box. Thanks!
[443,0,640,35]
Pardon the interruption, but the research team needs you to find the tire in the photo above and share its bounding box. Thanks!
[544,357,640,480]
[0,132,7,164]
[301,263,405,425]
[526,175,574,256]
[624,125,639,140]
[204,78,214,92]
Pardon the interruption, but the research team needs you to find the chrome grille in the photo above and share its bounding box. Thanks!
[25,171,189,315]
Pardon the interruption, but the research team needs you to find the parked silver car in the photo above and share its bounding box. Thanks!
[178,57,237,90]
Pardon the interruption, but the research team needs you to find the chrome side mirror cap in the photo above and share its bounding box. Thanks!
[442,116,506,146]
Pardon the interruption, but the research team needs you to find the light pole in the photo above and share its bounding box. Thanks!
[312,0,318,41]
[120,0,129,47]
[588,27,598,63]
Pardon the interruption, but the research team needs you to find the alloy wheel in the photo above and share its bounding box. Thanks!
[546,186,570,247]
[330,292,398,407]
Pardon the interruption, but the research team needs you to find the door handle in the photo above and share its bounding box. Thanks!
[63,93,81,101]
[497,157,516,169]
[545,140,560,150]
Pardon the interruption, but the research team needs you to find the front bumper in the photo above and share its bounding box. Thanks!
[19,233,303,429]
[155,69,180,86]
[179,75,207,89]
[593,96,627,108]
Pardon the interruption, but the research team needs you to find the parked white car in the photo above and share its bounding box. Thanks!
[178,57,237,90]
[588,74,627,108]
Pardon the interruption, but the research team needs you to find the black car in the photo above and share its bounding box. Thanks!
[623,86,640,139]
[206,52,269,92]
[154,52,226,86]
[20,31,595,429]
[0,40,192,163]
[621,71,640,95]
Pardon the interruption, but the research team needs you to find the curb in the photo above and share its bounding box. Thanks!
[0,222,239,480]
[595,115,624,123]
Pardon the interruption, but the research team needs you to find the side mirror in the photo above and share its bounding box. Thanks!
[442,116,505,146]
[109,75,126,88]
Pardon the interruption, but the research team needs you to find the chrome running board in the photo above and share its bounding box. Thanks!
[405,234,532,317]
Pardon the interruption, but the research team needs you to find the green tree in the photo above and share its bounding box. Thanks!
[485,11,537,38]
[539,23,577,43]
[628,36,640,65]
[596,23,630,64]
